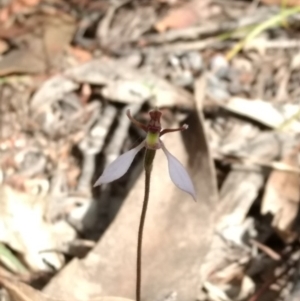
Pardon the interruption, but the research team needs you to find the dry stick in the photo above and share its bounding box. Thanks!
[77,104,117,193]
[143,37,226,54]
[105,103,142,167]
[141,8,278,45]
[248,246,300,301]
[248,263,290,301]
[136,148,156,301]
[100,103,142,223]
[0,85,3,141]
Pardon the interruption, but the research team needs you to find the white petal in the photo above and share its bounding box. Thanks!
[161,141,196,201]
[94,141,145,186]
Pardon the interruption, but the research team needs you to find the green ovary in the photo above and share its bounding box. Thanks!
[146,132,159,148]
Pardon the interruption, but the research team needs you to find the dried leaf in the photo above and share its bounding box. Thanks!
[0,184,76,271]
[89,296,134,301]
[0,277,135,301]
[224,97,300,132]
[68,47,92,63]
[0,39,9,54]
[261,0,300,6]
[0,14,76,75]
[31,75,79,109]
[155,0,219,32]
[200,131,284,300]
[0,277,59,301]
[18,0,41,6]
[65,58,195,109]
[0,0,40,23]
[261,147,300,237]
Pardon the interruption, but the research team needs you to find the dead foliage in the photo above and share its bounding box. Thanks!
[1,0,300,301]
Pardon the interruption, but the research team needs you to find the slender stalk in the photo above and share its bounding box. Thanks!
[136,149,156,301]
[136,170,150,301]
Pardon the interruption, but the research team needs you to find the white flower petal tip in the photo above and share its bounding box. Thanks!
[94,141,145,186]
[161,142,197,201]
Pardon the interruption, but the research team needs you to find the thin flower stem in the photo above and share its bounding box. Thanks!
[136,149,156,301]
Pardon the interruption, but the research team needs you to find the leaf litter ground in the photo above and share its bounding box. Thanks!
[1,0,300,301]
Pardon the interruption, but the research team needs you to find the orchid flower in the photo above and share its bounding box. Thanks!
[95,108,196,301]
[94,108,196,201]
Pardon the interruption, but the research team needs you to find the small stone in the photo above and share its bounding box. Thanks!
[207,73,230,101]
[207,87,230,102]
[228,80,243,95]
[210,54,229,78]
[207,73,227,90]
[232,57,253,73]
[122,52,143,67]
[291,52,300,70]
[181,51,203,72]
[168,54,181,68]
[171,70,194,87]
